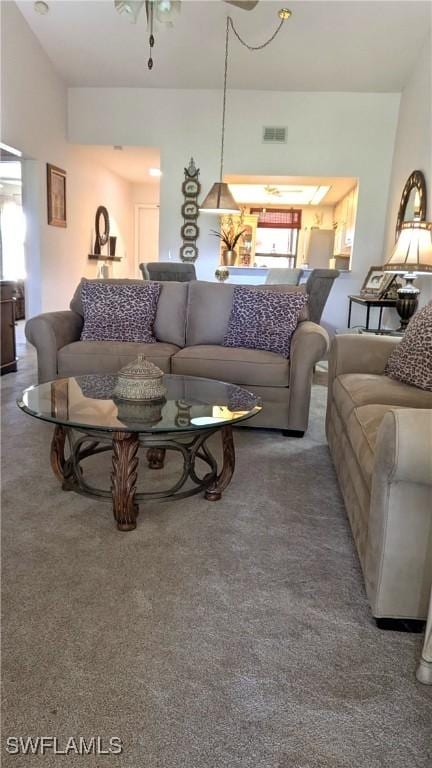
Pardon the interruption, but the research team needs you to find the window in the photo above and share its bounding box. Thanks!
[251,208,300,266]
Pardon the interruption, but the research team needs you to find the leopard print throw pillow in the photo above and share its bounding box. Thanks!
[385,302,432,391]
[80,280,161,343]
[223,286,308,359]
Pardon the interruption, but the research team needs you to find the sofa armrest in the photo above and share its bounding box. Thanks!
[288,321,329,432]
[366,409,432,619]
[375,409,432,486]
[329,334,400,379]
[25,311,83,383]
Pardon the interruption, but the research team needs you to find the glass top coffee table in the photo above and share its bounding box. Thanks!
[18,374,261,531]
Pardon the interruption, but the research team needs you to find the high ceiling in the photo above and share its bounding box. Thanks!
[74,145,161,183]
[16,1,431,91]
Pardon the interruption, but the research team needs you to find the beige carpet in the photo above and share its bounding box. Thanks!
[1,337,431,767]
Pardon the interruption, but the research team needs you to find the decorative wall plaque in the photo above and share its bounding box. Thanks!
[180,158,200,263]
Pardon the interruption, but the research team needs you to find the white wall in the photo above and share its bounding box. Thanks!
[47,148,135,310]
[69,87,400,329]
[1,2,135,316]
[382,34,432,308]
[131,182,160,206]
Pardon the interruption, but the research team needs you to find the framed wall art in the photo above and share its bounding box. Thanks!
[181,222,199,241]
[360,266,396,297]
[180,243,198,262]
[47,163,67,227]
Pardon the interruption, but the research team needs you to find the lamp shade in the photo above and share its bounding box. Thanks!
[199,182,240,214]
[384,221,432,274]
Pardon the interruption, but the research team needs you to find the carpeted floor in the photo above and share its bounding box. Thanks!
[1,332,431,767]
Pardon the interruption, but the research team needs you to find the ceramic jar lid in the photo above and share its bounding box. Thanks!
[117,355,164,381]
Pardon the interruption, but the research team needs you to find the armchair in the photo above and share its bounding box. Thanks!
[140,262,196,282]
[327,333,432,622]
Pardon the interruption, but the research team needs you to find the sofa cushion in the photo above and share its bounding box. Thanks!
[346,404,404,489]
[70,278,188,347]
[171,345,289,387]
[58,341,180,376]
[80,280,161,343]
[185,281,307,346]
[223,285,307,358]
[385,302,432,391]
[333,372,432,424]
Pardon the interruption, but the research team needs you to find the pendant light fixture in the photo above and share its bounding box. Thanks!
[200,9,292,214]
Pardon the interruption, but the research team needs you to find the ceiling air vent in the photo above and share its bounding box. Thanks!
[262,126,287,144]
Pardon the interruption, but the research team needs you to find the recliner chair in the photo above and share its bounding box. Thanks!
[140,262,197,282]
[305,269,339,324]
[265,268,303,286]
[266,268,339,324]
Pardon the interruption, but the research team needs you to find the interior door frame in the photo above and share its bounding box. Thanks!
[134,203,160,278]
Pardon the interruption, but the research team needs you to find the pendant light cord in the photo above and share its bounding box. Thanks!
[228,14,286,51]
[219,14,288,181]
[219,17,230,181]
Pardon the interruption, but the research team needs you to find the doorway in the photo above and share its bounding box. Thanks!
[134,204,160,277]
[0,145,26,320]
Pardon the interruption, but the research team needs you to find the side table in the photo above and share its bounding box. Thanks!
[0,281,17,375]
[348,295,397,331]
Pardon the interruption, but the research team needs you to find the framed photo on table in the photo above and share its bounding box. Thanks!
[47,163,67,227]
[360,266,395,298]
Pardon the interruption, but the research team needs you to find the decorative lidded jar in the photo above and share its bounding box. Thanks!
[113,355,167,402]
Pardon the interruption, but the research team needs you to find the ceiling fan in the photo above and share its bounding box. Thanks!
[114,0,260,68]
[264,185,282,198]
[114,0,259,26]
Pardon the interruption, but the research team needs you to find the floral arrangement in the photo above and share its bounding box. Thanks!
[210,214,246,251]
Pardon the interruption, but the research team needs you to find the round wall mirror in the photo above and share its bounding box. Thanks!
[395,170,427,241]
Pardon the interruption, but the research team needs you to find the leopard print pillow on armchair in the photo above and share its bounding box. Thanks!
[385,301,432,391]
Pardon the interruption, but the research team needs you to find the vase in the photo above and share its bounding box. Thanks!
[215,266,230,283]
[109,236,117,257]
[222,249,237,266]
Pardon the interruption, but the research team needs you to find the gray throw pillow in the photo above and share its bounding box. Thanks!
[385,302,432,391]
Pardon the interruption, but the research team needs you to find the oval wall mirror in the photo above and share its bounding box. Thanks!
[94,205,110,254]
[395,170,427,241]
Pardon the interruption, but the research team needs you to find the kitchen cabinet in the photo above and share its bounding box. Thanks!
[333,185,358,257]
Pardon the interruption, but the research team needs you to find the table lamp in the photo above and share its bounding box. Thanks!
[384,220,432,330]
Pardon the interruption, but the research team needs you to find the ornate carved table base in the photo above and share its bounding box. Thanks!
[50,424,235,531]
[204,426,235,501]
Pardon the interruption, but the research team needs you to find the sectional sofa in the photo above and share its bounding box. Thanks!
[25,278,329,435]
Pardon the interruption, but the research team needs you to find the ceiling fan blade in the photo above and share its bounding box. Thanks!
[224,0,259,10]
[114,1,145,23]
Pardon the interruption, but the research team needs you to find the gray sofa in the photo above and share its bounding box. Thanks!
[25,279,329,435]
[327,333,432,622]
